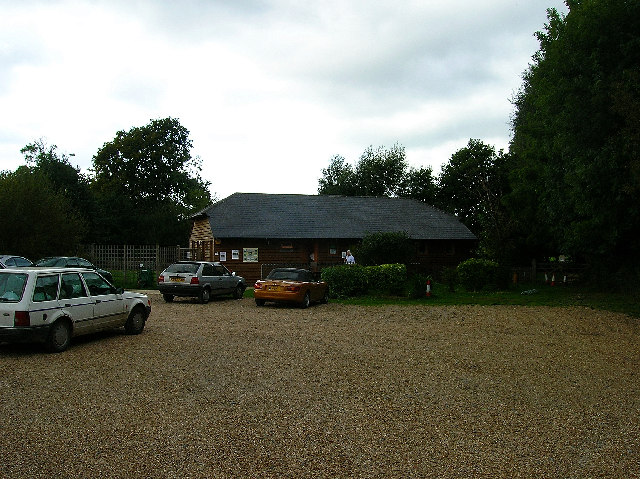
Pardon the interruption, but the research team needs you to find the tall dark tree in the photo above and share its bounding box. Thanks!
[509,0,640,273]
[436,139,511,262]
[20,139,95,240]
[0,167,85,260]
[91,117,212,244]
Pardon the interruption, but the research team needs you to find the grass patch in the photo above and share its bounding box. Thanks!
[331,282,640,318]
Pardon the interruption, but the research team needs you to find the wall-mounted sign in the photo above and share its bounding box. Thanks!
[243,248,258,263]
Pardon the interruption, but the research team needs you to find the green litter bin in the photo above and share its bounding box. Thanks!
[137,269,154,288]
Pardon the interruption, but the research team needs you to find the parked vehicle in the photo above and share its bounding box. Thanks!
[0,255,33,269]
[35,257,113,282]
[157,261,246,303]
[254,268,329,308]
[0,267,151,352]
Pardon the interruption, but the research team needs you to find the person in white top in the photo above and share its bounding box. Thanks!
[345,250,355,264]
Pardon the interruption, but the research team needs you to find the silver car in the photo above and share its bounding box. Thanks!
[157,261,246,303]
[0,255,33,269]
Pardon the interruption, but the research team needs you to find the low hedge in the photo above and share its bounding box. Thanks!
[321,263,408,298]
[457,258,500,292]
[321,265,369,298]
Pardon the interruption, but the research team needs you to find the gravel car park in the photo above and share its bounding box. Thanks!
[0,295,637,477]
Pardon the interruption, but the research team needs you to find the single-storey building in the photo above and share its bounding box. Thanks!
[189,193,476,283]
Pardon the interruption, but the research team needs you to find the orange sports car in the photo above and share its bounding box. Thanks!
[254,268,329,308]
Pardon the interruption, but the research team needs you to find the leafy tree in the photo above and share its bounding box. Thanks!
[397,166,437,204]
[355,143,408,197]
[0,167,85,260]
[20,139,96,241]
[436,139,511,262]
[317,155,358,195]
[509,0,640,273]
[91,117,212,244]
[318,143,437,200]
[355,231,414,266]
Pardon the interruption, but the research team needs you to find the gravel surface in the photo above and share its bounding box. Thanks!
[1,292,638,478]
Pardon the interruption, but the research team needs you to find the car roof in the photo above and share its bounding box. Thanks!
[173,261,223,266]
[0,267,96,274]
[0,254,29,260]
[37,256,77,260]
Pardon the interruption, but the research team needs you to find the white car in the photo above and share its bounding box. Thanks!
[0,267,151,352]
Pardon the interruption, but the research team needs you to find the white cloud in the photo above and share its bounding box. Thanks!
[0,0,567,198]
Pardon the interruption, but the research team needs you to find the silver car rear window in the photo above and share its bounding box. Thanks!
[165,263,199,274]
[0,272,28,302]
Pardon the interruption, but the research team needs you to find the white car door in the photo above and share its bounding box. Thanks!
[31,274,63,326]
[58,272,95,334]
[81,271,126,329]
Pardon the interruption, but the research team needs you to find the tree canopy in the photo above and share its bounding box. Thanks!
[318,144,436,202]
[509,0,640,271]
[436,139,511,262]
[2,118,214,257]
[91,117,212,244]
[0,167,85,260]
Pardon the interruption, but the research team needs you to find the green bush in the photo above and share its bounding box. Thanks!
[457,258,500,292]
[321,265,369,298]
[321,263,408,298]
[374,263,407,295]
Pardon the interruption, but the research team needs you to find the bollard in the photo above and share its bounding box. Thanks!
[426,279,431,298]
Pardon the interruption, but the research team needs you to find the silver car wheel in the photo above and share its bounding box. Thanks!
[46,320,71,353]
[199,287,211,304]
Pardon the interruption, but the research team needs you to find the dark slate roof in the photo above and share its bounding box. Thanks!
[195,193,476,241]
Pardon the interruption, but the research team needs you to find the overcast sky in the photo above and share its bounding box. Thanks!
[1,0,567,200]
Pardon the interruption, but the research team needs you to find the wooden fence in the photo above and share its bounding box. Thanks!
[511,261,588,285]
[77,244,193,280]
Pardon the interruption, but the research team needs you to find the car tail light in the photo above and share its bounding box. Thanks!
[14,311,30,327]
[285,285,301,292]
[190,277,199,285]
[254,282,263,290]
[158,275,164,283]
